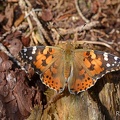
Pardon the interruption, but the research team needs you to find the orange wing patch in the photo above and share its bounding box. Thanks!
[70,76,96,93]
[33,48,55,72]
[41,71,63,91]
[33,53,46,71]
[83,51,105,76]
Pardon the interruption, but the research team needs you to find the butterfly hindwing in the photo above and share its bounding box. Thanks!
[40,57,66,92]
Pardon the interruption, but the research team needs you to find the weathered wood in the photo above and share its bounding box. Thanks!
[41,72,120,120]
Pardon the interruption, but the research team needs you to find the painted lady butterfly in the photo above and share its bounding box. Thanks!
[20,41,120,94]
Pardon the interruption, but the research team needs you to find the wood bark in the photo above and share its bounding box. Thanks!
[41,72,120,120]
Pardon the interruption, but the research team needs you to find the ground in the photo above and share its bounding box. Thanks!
[0,0,120,120]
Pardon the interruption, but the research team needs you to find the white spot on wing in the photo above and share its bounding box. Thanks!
[103,52,108,61]
[112,64,114,66]
[29,56,33,60]
[32,46,37,54]
[23,48,27,52]
[111,69,115,72]
[106,63,111,67]
[105,71,109,73]
[24,53,26,56]
[114,56,118,61]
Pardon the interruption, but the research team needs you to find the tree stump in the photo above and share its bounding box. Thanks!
[41,72,120,120]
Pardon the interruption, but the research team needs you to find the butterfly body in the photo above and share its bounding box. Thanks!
[20,42,120,94]
[60,42,74,80]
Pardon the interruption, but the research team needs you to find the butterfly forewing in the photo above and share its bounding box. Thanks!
[81,50,120,79]
[93,51,120,77]
[20,46,45,73]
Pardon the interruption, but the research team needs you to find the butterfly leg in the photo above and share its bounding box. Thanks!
[44,86,70,109]
[44,92,65,109]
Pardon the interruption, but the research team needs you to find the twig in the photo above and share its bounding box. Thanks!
[75,0,89,23]
[0,43,22,67]
[24,0,54,45]
[30,9,50,45]
[58,21,100,35]
[19,0,47,45]
[91,29,109,38]
[24,11,33,37]
[98,37,114,45]
[76,40,115,51]
[7,0,19,2]
[115,3,120,14]
[0,31,12,41]
[51,28,60,45]
[0,23,28,42]
[53,0,64,10]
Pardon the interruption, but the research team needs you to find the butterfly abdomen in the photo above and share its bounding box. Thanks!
[63,44,74,80]
[64,61,71,80]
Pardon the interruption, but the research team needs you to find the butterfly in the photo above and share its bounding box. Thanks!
[20,41,120,94]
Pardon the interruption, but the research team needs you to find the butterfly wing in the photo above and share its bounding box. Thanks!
[20,46,66,93]
[68,50,120,94]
